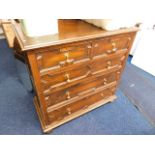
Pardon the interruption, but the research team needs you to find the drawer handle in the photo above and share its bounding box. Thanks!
[107,61,112,65]
[87,45,92,49]
[66,108,72,115]
[64,52,69,62]
[63,53,74,65]
[104,78,107,82]
[107,61,112,69]
[94,43,98,48]
[112,42,118,52]
[64,73,71,83]
[66,91,71,100]
[104,78,107,85]
[107,50,112,54]
[107,43,118,54]
[101,93,105,97]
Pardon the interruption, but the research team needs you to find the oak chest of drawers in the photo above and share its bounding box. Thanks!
[2,19,138,133]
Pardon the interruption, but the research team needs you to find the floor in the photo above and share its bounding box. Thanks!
[0,39,155,135]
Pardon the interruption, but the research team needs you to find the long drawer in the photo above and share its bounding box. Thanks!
[41,51,126,90]
[48,85,117,123]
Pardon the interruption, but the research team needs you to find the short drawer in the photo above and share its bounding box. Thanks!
[91,51,126,74]
[92,33,133,57]
[44,71,118,107]
[48,85,116,122]
[41,64,91,90]
[36,41,92,72]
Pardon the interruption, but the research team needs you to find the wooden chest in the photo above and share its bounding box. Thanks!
[2,19,138,133]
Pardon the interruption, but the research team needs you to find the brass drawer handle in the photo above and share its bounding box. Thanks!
[104,81,107,85]
[64,52,69,62]
[64,73,71,83]
[66,108,71,115]
[63,52,74,65]
[112,42,118,52]
[103,78,107,85]
[66,91,71,100]
[104,78,107,82]
[107,43,118,53]
[107,61,112,69]
[101,93,105,97]
[107,50,112,54]
[107,61,112,66]
[87,45,92,49]
[94,43,98,48]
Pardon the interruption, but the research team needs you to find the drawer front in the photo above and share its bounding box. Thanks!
[44,71,118,107]
[36,41,92,72]
[93,34,133,57]
[48,85,116,122]
[91,51,125,74]
[41,64,91,90]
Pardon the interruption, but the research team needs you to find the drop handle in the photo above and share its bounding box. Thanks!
[64,52,70,63]
[66,91,71,100]
[64,52,74,65]
[107,43,118,53]
[64,52,69,59]
[94,43,98,47]
[87,45,92,49]
[101,93,104,97]
[107,61,112,65]
[111,42,118,52]
[103,78,107,85]
[107,61,112,69]
[66,108,71,115]
[64,73,71,83]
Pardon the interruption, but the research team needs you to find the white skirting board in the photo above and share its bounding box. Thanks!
[131,29,155,76]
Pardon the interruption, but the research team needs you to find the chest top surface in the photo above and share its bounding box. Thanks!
[11,19,139,51]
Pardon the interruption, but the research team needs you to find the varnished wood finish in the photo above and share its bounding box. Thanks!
[11,19,138,51]
[3,19,138,133]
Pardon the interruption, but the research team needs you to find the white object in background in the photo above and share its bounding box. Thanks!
[131,28,155,76]
[83,19,138,31]
[130,28,143,55]
[20,19,58,37]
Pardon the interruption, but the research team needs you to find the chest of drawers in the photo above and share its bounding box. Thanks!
[2,19,138,133]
